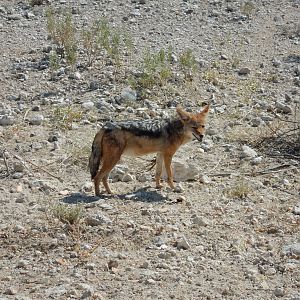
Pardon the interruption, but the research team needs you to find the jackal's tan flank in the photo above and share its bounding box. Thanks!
[89,105,210,195]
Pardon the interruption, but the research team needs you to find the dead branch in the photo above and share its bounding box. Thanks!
[2,150,10,176]
[9,150,64,183]
[271,112,300,124]
[206,163,296,178]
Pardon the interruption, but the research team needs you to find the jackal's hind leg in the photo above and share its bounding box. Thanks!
[102,174,112,194]
[93,140,123,196]
[94,172,102,196]
[155,153,163,189]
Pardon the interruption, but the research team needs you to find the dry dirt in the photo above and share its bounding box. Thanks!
[0,0,299,299]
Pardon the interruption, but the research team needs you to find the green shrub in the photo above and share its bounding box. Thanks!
[52,204,84,225]
[51,106,83,130]
[179,49,198,80]
[46,8,77,67]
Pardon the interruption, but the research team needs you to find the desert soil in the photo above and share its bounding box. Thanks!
[0,0,299,299]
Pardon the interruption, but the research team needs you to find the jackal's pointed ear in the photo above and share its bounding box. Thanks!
[200,104,210,116]
[176,106,191,122]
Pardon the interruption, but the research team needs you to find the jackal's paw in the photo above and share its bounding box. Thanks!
[155,184,163,189]
[95,191,113,196]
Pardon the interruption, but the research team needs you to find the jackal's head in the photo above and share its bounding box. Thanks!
[176,104,210,142]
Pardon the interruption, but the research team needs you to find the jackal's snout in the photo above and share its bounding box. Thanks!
[193,132,204,142]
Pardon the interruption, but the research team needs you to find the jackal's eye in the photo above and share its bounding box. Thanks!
[192,124,205,129]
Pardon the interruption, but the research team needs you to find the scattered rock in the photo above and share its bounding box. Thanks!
[206,127,218,135]
[293,206,300,215]
[12,172,23,179]
[4,287,18,295]
[163,158,198,182]
[251,156,263,165]
[137,173,152,182]
[122,173,135,182]
[29,114,44,125]
[200,139,214,151]
[241,145,257,159]
[13,161,25,172]
[238,67,251,75]
[69,71,81,80]
[121,87,137,102]
[89,81,100,90]
[176,236,190,250]
[274,287,285,297]
[16,260,28,268]
[283,243,300,256]
[191,214,209,226]
[199,175,211,184]
[0,115,15,126]
[281,178,290,186]
[82,101,94,110]
[174,184,184,193]
[251,117,264,127]
[109,164,128,182]
[275,101,292,114]
[85,214,112,226]
[81,182,93,193]
[13,224,26,232]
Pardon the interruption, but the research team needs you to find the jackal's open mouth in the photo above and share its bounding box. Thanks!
[193,133,203,142]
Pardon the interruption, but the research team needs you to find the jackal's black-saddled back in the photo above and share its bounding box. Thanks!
[103,118,184,139]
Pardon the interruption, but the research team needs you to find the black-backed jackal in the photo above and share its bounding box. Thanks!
[89,105,210,195]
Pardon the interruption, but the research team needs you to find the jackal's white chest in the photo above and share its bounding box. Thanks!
[182,132,193,144]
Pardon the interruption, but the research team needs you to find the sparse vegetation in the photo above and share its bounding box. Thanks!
[46,8,77,67]
[46,12,134,71]
[231,56,240,69]
[51,106,83,130]
[279,23,300,39]
[179,48,198,81]
[52,204,84,225]
[49,50,60,79]
[131,48,173,89]
[240,1,256,17]
[82,27,98,66]
[226,179,252,199]
[254,112,300,159]
[30,0,44,6]
[266,72,280,83]
[202,69,219,84]
[68,143,91,167]
[236,78,260,104]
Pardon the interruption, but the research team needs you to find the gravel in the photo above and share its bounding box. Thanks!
[0,0,299,299]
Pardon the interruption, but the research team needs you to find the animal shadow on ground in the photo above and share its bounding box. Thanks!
[118,186,166,203]
[62,187,165,204]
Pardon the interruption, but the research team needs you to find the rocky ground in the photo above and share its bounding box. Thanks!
[0,0,299,299]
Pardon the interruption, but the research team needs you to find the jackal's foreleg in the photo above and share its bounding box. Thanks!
[163,153,175,189]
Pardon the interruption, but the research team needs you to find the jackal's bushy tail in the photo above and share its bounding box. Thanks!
[89,130,104,179]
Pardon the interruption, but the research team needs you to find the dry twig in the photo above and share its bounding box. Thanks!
[206,163,296,177]
[7,150,64,182]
